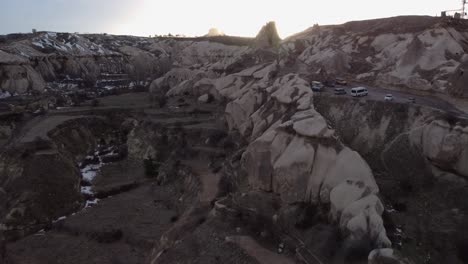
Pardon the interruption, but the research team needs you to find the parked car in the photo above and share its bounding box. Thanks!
[408,97,416,103]
[336,78,347,86]
[384,94,393,101]
[350,87,368,97]
[323,80,336,87]
[311,81,323,92]
[334,88,346,95]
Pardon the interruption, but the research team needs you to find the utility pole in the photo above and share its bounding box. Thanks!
[442,1,467,18]
[463,0,467,18]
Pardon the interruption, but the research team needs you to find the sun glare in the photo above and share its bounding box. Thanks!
[104,0,456,38]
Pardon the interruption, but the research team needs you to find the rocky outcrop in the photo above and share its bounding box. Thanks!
[255,22,281,49]
[368,248,413,264]
[0,50,46,93]
[164,59,391,250]
[316,95,468,181]
[409,119,468,178]
[0,117,113,239]
[283,16,468,97]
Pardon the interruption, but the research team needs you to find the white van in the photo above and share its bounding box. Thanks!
[351,87,368,97]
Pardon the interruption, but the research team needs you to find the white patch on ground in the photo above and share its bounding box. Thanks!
[0,91,12,99]
[52,216,67,223]
[85,198,100,208]
[80,163,102,182]
[80,186,93,195]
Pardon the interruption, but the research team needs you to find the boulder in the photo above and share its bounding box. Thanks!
[197,94,210,103]
[330,179,371,221]
[319,147,378,203]
[409,120,468,178]
[368,248,412,264]
[291,109,333,138]
[340,195,391,248]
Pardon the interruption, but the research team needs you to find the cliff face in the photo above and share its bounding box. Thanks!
[0,116,122,240]
[146,17,468,262]
[282,16,468,98]
[157,56,392,253]
[4,16,467,99]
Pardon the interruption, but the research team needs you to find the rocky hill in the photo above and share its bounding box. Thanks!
[0,32,254,97]
[282,16,468,98]
[3,16,467,100]
[1,16,468,264]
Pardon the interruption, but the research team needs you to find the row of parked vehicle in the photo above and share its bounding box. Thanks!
[311,80,417,103]
[312,81,368,97]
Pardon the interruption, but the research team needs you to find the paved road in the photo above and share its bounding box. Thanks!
[318,84,468,119]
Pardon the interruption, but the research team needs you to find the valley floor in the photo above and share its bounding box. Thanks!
[4,93,304,264]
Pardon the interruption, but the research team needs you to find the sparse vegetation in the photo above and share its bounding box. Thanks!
[158,96,167,108]
[344,238,373,261]
[456,216,468,262]
[143,156,160,178]
[91,99,99,107]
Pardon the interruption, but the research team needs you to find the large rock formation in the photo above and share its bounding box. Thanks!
[152,55,392,251]
[255,21,281,49]
[409,119,468,178]
[283,16,468,97]
[0,32,252,95]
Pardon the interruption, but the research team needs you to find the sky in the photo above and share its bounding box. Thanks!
[0,0,464,38]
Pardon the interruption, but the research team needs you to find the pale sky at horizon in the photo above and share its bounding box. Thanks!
[0,0,464,38]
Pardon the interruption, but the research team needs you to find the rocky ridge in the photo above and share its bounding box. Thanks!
[282,16,468,98]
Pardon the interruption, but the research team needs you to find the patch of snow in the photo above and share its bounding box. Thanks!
[0,91,12,99]
[81,186,93,195]
[85,198,99,208]
[81,163,103,182]
[52,216,67,223]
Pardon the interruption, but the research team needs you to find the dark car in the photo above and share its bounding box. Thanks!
[408,97,416,103]
[334,88,346,95]
[336,78,347,86]
[323,80,336,87]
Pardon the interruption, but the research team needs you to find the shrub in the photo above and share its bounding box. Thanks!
[143,156,159,178]
[158,96,167,108]
[170,215,179,223]
[294,203,319,230]
[456,216,468,262]
[344,238,372,261]
[91,99,99,107]
[438,111,459,126]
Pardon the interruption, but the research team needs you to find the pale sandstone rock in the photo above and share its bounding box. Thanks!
[214,75,246,100]
[197,94,210,103]
[273,136,316,203]
[346,206,391,248]
[320,147,378,203]
[368,248,412,264]
[270,74,311,105]
[292,114,329,138]
[410,120,468,178]
[330,179,370,221]
[254,22,281,49]
[305,144,337,202]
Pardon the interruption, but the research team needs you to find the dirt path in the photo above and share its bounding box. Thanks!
[226,236,295,264]
[12,115,86,144]
[183,159,220,203]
